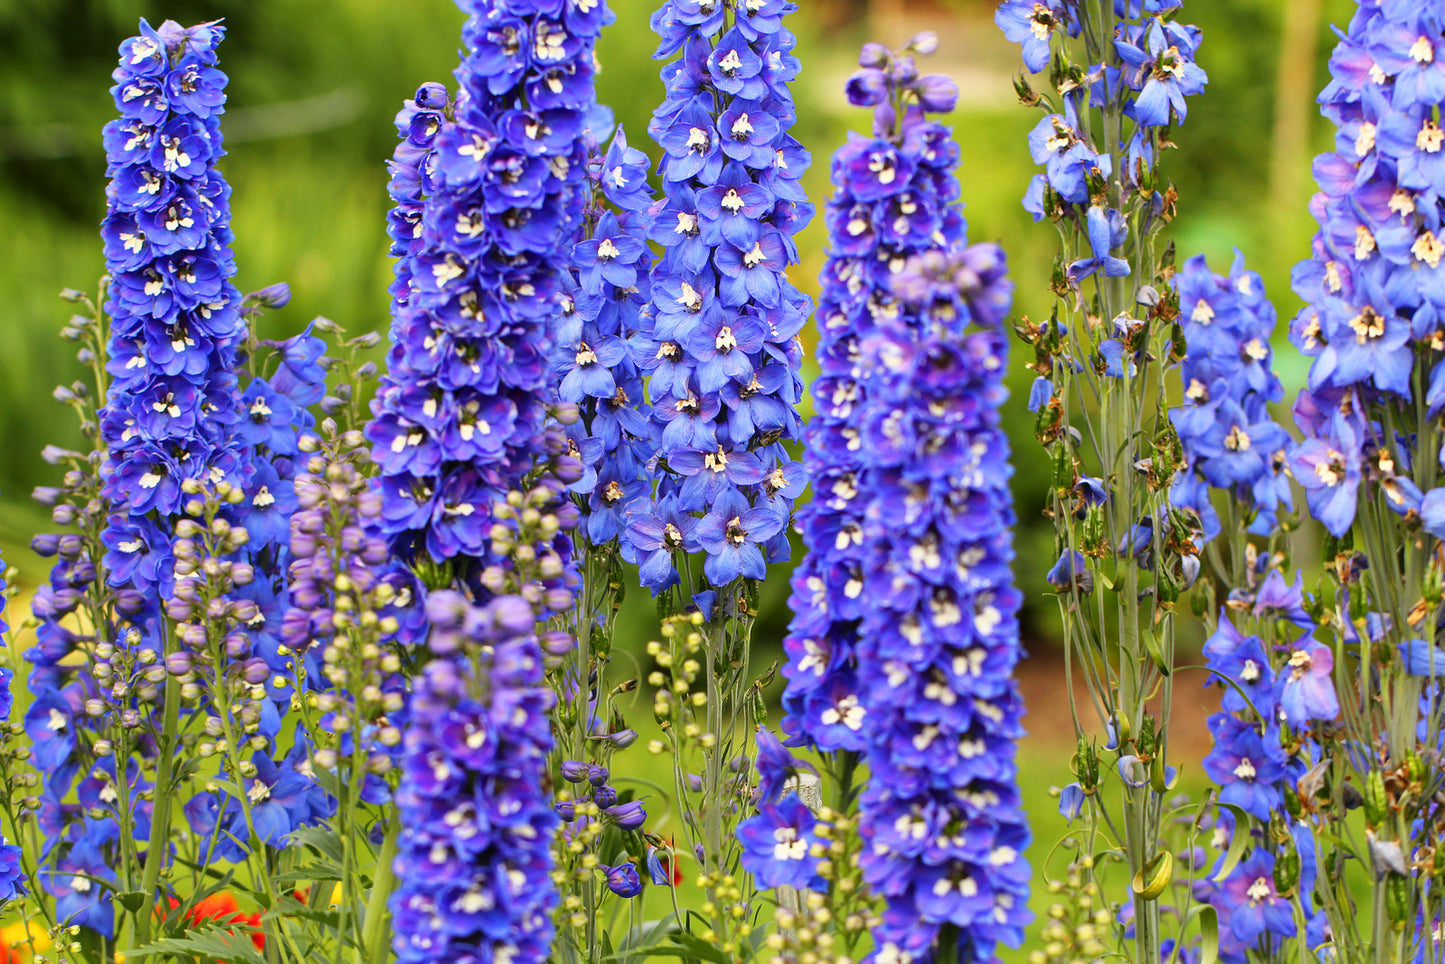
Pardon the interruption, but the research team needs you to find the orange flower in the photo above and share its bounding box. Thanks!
[163,893,265,953]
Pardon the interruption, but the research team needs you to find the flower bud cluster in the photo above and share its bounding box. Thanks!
[552,760,657,909]
[98,20,247,594]
[368,0,607,567]
[390,412,582,962]
[1188,574,1336,959]
[166,481,335,863]
[282,426,412,792]
[1168,253,1291,540]
[628,0,812,592]
[1027,857,1111,964]
[753,808,879,964]
[999,2,1205,289]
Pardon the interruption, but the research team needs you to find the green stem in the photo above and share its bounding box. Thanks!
[359,820,400,964]
[135,674,181,949]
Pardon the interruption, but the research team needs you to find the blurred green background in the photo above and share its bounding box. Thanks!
[0,0,1353,646]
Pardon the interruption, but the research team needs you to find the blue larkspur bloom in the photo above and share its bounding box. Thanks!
[369,0,605,573]
[1168,252,1291,540]
[379,2,601,960]
[781,38,969,757]
[99,19,246,606]
[636,0,812,596]
[849,244,1032,962]
[390,596,562,964]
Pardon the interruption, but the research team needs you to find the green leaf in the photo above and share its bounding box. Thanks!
[127,927,267,964]
[290,825,347,863]
[1212,803,1253,883]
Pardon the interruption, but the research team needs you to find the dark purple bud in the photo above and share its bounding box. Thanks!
[606,729,639,749]
[552,401,581,426]
[320,396,345,415]
[905,31,939,55]
[57,535,84,560]
[31,535,60,558]
[588,764,610,787]
[888,58,918,85]
[114,590,146,616]
[554,799,576,820]
[554,502,581,530]
[428,628,462,656]
[241,659,271,685]
[245,282,291,309]
[913,74,958,113]
[489,595,537,638]
[545,588,575,613]
[845,68,888,107]
[178,622,209,649]
[602,862,642,898]
[593,785,619,808]
[553,455,585,485]
[414,82,449,110]
[687,774,704,792]
[561,760,589,783]
[425,590,470,631]
[606,800,646,829]
[541,631,575,657]
[224,633,250,658]
[858,42,890,68]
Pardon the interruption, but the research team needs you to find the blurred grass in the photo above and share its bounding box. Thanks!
[0,0,1354,650]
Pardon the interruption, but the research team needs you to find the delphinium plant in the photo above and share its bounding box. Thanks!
[1275,0,1445,959]
[19,20,349,962]
[1167,252,1329,962]
[998,0,1211,959]
[626,0,813,953]
[368,0,603,959]
[756,35,1032,964]
[546,122,670,962]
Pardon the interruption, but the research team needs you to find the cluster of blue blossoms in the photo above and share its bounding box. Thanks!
[391,590,562,963]
[998,0,1205,293]
[377,0,598,958]
[25,21,348,934]
[852,248,1031,964]
[625,0,811,593]
[1168,253,1292,540]
[98,19,245,605]
[771,39,1030,963]
[1192,582,1335,960]
[1288,0,1445,537]
[781,38,967,757]
[368,0,604,568]
[553,127,658,551]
